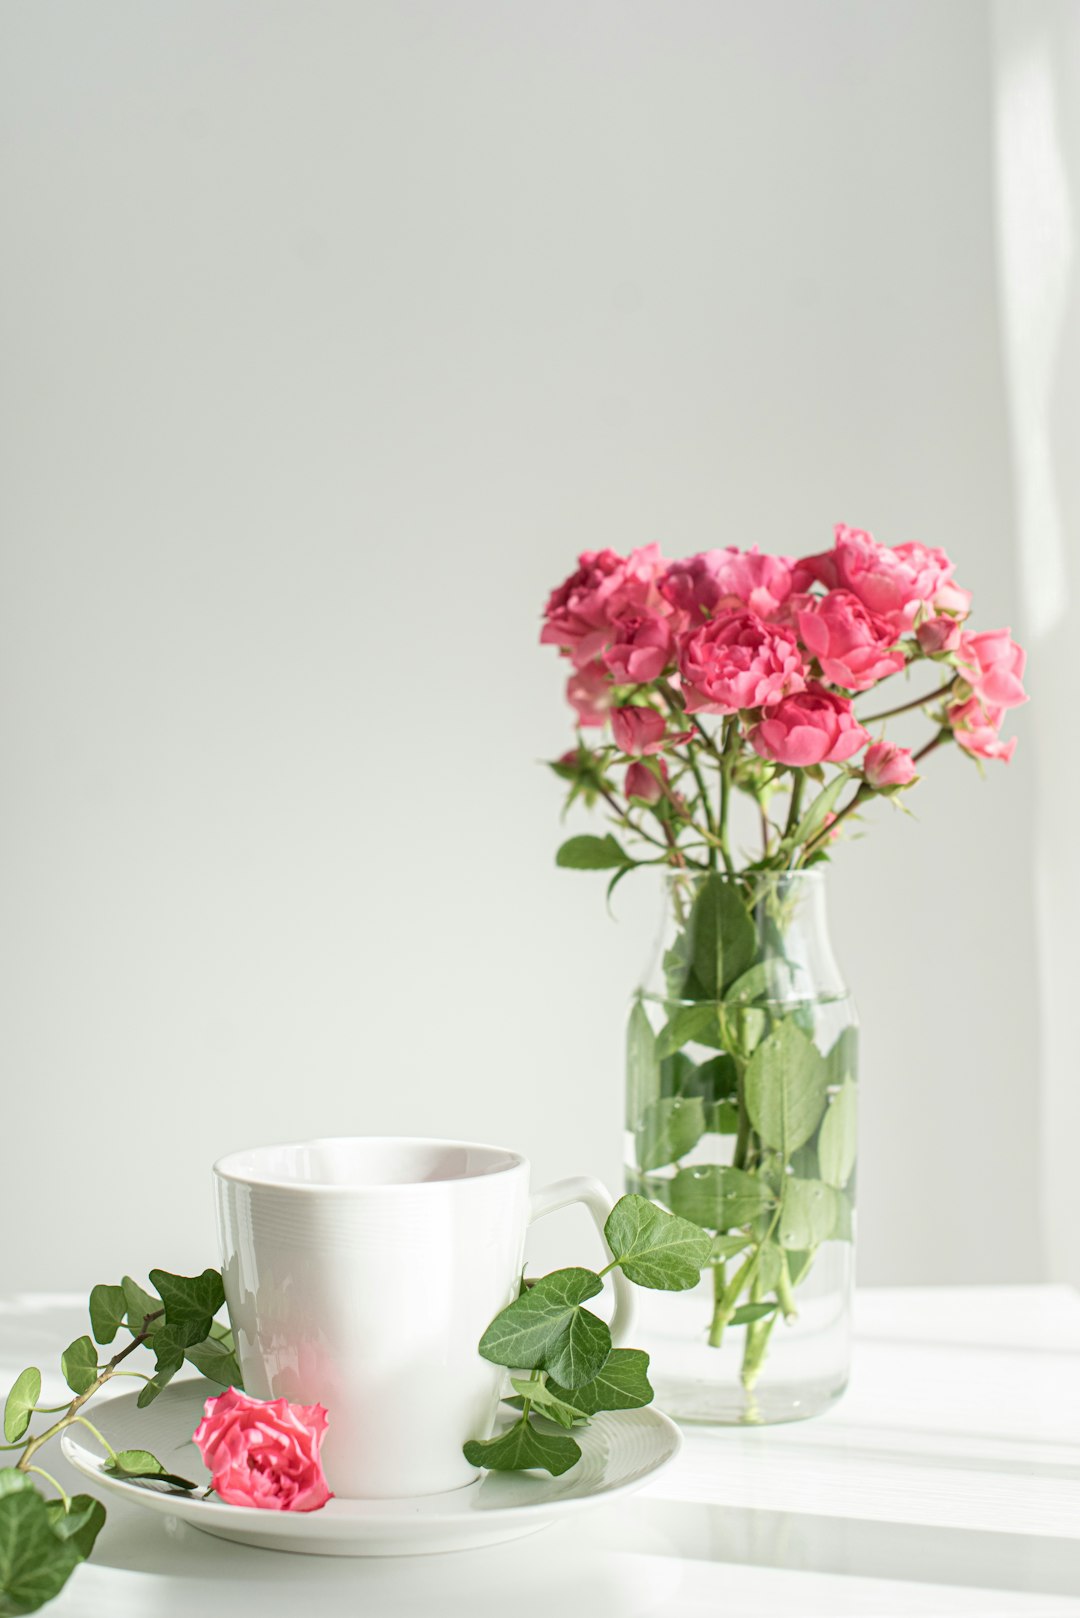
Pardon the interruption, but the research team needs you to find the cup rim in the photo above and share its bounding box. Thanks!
[212,1134,529,1194]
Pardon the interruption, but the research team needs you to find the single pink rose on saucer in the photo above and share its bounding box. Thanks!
[193,1386,332,1511]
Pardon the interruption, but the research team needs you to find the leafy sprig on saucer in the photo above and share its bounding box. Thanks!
[0,1268,241,1614]
[464,1194,711,1476]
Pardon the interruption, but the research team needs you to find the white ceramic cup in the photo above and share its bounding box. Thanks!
[213,1136,635,1500]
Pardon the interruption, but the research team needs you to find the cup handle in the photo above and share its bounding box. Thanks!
[528,1175,635,1345]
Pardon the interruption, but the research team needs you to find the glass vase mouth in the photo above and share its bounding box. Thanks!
[659,866,828,890]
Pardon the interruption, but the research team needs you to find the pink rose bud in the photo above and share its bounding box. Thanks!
[611,705,691,756]
[955,628,1028,710]
[625,759,666,805]
[193,1387,333,1512]
[916,616,962,655]
[749,684,869,767]
[566,660,612,728]
[863,740,917,789]
[948,696,1017,763]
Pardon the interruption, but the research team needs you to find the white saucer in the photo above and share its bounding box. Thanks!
[61,1377,681,1556]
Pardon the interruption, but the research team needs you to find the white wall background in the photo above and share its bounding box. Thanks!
[0,0,1045,1291]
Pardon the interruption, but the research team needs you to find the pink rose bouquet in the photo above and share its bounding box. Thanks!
[540,524,1027,1399]
[542,522,1026,881]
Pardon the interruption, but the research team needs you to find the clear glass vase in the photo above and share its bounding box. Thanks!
[625,868,857,1425]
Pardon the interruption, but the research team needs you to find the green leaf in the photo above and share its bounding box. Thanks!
[0,1474,32,1500]
[722,960,796,1005]
[687,875,756,998]
[831,1191,854,1242]
[507,1379,589,1429]
[555,835,630,871]
[668,1165,775,1231]
[546,1348,653,1415]
[826,1026,859,1087]
[105,1449,164,1476]
[3,1371,41,1445]
[604,1195,712,1291]
[677,1051,738,1105]
[655,1003,725,1058]
[626,1001,660,1128]
[779,1179,840,1250]
[136,1323,191,1408]
[729,1301,778,1326]
[0,1487,80,1616]
[709,1233,751,1260]
[148,1268,225,1326]
[745,1020,829,1157]
[477,1268,611,1389]
[706,1099,740,1134]
[791,774,848,846]
[60,1337,98,1397]
[634,1096,705,1172]
[463,1416,581,1477]
[45,1495,105,1561]
[88,1284,127,1346]
[818,1082,858,1189]
[121,1276,162,1336]
[184,1335,244,1390]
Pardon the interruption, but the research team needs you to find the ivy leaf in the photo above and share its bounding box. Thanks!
[546,1348,653,1415]
[121,1276,162,1336]
[655,1003,726,1059]
[555,835,630,871]
[0,1487,81,1614]
[477,1268,611,1389]
[709,1233,751,1260]
[148,1268,225,1327]
[184,1335,244,1390]
[0,1472,32,1499]
[463,1417,581,1477]
[626,1001,660,1129]
[60,1337,98,1397]
[45,1494,106,1561]
[818,1082,858,1189]
[634,1096,705,1173]
[687,875,756,998]
[136,1323,193,1408]
[604,1195,712,1291]
[88,1284,127,1346]
[102,1449,199,1491]
[745,1020,829,1157]
[3,1370,41,1445]
[779,1179,840,1250]
[668,1165,776,1231]
[506,1379,590,1429]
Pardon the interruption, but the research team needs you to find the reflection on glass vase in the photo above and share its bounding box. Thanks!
[625,868,857,1425]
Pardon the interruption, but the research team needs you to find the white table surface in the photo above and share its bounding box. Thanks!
[3,1285,1079,1617]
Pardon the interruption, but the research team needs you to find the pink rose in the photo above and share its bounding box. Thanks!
[828,525,963,631]
[541,546,666,667]
[863,740,917,789]
[193,1387,332,1512]
[661,548,794,622]
[916,615,962,655]
[678,610,806,715]
[749,685,869,767]
[566,660,612,727]
[949,696,1017,763]
[611,705,692,756]
[955,628,1027,710]
[602,610,675,683]
[625,758,667,805]
[794,589,906,691]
